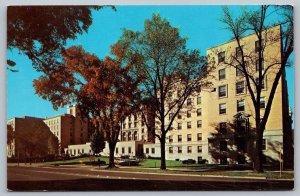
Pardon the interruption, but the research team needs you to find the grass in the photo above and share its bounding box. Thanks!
[44,157,294,180]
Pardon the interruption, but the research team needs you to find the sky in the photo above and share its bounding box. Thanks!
[7,5,294,126]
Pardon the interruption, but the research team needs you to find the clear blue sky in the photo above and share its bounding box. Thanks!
[7,5,294,126]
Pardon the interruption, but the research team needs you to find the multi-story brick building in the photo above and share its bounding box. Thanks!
[43,105,89,153]
[7,116,57,159]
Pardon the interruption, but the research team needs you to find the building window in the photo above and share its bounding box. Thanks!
[178,113,182,119]
[197,120,202,128]
[116,148,118,154]
[169,113,174,120]
[197,97,201,105]
[255,39,264,52]
[256,59,265,71]
[169,135,173,143]
[197,133,202,141]
[134,122,137,128]
[169,147,173,154]
[128,123,131,128]
[128,132,132,141]
[218,51,225,63]
[178,123,182,130]
[219,68,226,80]
[219,122,227,133]
[123,123,126,129]
[187,134,192,141]
[220,141,227,151]
[178,135,182,142]
[236,64,244,76]
[236,46,243,57]
[122,147,125,154]
[141,120,145,126]
[237,100,245,112]
[198,146,202,153]
[218,85,227,98]
[133,131,138,140]
[197,108,202,116]
[151,148,155,154]
[178,146,182,153]
[128,147,132,154]
[260,97,266,109]
[187,146,192,153]
[129,115,132,122]
[187,98,192,106]
[145,148,149,154]
[219,103,226,114]
[236,81,245,94]
[256,77,266,90]
[236,120,246,132]
[262,139,267,150]
[187,111,191,118]
[187,121,192,129]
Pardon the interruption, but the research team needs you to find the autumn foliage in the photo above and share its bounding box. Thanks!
[34,45,140,168]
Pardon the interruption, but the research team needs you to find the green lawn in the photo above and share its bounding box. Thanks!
[44,157,293,179]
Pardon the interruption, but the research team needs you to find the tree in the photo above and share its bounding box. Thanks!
[219,5,293,172]
[90,130,105,155]
[113,14,209,170]
[7,6,114,72]
[34,46,139,168]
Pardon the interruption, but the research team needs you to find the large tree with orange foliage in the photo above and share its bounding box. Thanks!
[34,46,139,168]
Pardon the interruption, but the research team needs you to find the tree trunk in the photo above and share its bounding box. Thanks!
[107,143,116,168]
[254,127,264,173]
[160,137,166,170]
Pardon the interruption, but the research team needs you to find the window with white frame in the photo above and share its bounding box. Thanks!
[218,85,227,98]
[219,103,226,114]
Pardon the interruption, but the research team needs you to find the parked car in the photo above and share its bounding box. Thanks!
[182,159,196,164]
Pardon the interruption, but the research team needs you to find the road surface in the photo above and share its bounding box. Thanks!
[7,165,294,191]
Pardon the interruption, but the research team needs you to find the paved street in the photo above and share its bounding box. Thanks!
[7,165,294,191]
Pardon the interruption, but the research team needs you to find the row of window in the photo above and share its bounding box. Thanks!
[218,80,266,99]
[168,145,202,154]
[218,40,265,64]
[218,61,265,79]
[168,133,202,143]
[67,148,92,155]
[217,139,267,152]
[115,147,133,154]
[169,108,202,120]
[177,120,203,130]
[45,118,60,126]
[219,97,265,115]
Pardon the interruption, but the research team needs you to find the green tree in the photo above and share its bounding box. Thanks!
[7,6,114,72]
[90,130,105,155]
[113,14,209,170]
[220,5,293,172]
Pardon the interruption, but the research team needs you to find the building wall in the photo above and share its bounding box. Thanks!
[143,25,287,164]
[43,105,89,153]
